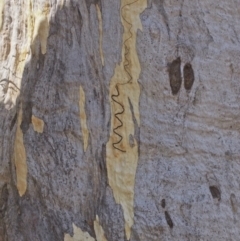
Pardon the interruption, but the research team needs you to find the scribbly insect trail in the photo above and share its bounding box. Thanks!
[111,85,126,152]
[107,0,147,239]
[111,0,137,152]
[121,0,137,85]
[0,79,20,91]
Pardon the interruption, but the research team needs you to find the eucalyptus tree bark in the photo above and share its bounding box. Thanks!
[1,0,240,241]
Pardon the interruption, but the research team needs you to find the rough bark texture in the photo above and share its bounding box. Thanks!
[1,0,240,240]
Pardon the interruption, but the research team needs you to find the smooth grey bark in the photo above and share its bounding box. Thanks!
[1,0,240,241]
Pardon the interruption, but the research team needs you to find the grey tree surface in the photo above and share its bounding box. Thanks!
[1,0,240,240]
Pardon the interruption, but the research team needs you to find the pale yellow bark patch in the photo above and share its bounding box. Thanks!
[31,115,44,133]
[96,4,104,66]
[32,3,50,55]
[26,0,34,47]
[14,105,27,197]
[79,86,89,152]
[64,224,95,241]
[106,0,147,239]
[2,0,50,110]
[94,216,108,241]
[65,218,108,241]
[4,3,31,107]
[0,0,4,30]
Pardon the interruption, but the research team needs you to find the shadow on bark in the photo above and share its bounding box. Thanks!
[1,1,125,241]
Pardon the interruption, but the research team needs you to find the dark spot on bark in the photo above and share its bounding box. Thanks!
[129,134,135,148]
[183,63,194,90]
[161,199,166,208]
[168,57,182,95]
[128,98,140,154]
[165,211,173,228]
[10,112,18,131]
[209,186,221,201]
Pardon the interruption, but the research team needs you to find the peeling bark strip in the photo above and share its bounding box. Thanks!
[230,194,238,213]
[106,0,147,239]
[96,4,104,66]
[14,105,27,196]
[79,86,89,152]
[168,57,182,95]
[183,63,194,90]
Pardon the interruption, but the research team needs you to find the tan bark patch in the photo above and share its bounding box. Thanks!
[64,224,95,241]
[94,216,108,241]
[31,115,44,133]
[65,218,108,241]
[14,105,27,197]
[106,0,147,239]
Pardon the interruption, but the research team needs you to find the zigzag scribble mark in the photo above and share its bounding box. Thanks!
[111,84,126,152]
[121,0,139,84]
[111,0,139,152]
[0,79,20,91]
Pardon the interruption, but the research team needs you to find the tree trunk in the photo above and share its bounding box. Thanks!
[1,0,240,240]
